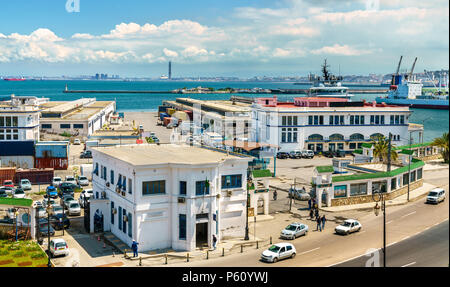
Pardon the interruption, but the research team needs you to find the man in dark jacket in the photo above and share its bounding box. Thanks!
[321,215,327,230]
[316,216,322,232]
[131,240,139,257]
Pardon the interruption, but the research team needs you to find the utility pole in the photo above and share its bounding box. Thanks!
[407,132,412,202]
[387,133,392,172]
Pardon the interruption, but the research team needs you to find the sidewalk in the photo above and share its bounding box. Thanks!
[320,182,436,212]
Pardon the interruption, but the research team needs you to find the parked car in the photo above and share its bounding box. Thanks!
[34,201,43,208]
[0,188,8,198]
[57,183,80,197]
[49,238,69,258]
[52,205,64,216]
[335,150,346,158]
[323,151,335,158]
[6,208,15,219]
[73,139,81,145]
[46,186,58,198]
[43,198,56,208]
[335,219,362,235]
[50,214,70,230]
[1,186,14,196]
[65,176,77,185]
[77,176,89,186]
[80,150,92,159]
[79,189,94,207]
[38,223,55,237]
[19,179,32,191]
[288,150,302,159]
[52,177,62,187]
[426,188,446,204]
[280,223,309,240]
[36,207,47,218]
[3,180,14,188]
[62,196,76,209]
[276,152,290,159]
[67,202,81,216]
[12,188,26,199]
[301,150,314,159]
[288,188,311,201]
[261,243,296,263]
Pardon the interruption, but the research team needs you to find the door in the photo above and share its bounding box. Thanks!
[279,247,287,259]
[257,198,265,215]
[195,222,208,248]
[329,143,336,152]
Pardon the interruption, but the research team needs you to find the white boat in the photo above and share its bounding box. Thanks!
[307,60,353,100]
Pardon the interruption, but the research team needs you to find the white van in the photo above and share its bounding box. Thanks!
[426,188,446,204]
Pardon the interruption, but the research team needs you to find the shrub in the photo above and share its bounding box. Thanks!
[25,246,41,252]
[0,249,9,256]
[31,252,46,259]
[12,250,26,258]
[7,244,21,251]
[60,131,72,138]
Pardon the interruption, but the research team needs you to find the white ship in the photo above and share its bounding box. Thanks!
[307,60,353,99]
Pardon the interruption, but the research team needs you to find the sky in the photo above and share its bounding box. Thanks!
[0,0,448,77]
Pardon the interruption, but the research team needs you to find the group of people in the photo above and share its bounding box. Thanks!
[308,198,326,232]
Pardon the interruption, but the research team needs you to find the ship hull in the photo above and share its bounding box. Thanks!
[376,97,449,109]
[4,78,26,81]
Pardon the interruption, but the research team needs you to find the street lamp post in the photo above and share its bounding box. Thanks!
[46,205,53,268]
[244,175,252,241]
[372,188,386,267]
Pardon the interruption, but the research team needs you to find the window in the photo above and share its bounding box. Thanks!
[117,174,122,188]
[308,134,323,141]
[73,124,84,129]
[196,181,210,196]
[370,115,375,125]
[110,170,114,184]
[122,176,127,191]
[94,163,99,176]
[281,128,297,143]
[12,117,18,127]
[180,181,187,195]
[142,181,166,195]
[118,206,122,231]
[179,214,186,240]
[360,116,365,125]
[308,116,313,125]
[350,183,367,196]
[372,181,387,193]
[0,117,3,126]
[400,115,405,124]
[222,175,242,189]
[380,116,385,125]
[111,202,115,225]
[282,116,298,126]
[375,115,380,125]
[5,117,11,127]
[281,129,286,143]
[417,168,423,180]
[42,124,52,129]
[329,115,333,125]
[402,173,409,185]
[410,170,416,182]
[122,208,127,234]
[350,115,354,125]
[103,166,107,180]
[390,115,395,125]
[395,115,400,124]
[60,124,70,129]
[128,178,132,194]
[391,178,397,190]
[334,185,347,198]
[127,212,132,238]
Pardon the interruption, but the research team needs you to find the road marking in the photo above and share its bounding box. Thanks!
[401,262,416,267]
[401,211,416,218]
[402,236,410,241]
[299,247,320,255]
[386,220,394,224]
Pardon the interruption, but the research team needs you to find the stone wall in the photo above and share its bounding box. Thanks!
[331,179,423,207]
[421,154,442,162]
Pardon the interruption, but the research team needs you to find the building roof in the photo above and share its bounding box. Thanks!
[222,140,278,152]
[252,169,272,178]
[316,165,334,173]
[92,144,251,167]
[0,141,34,156]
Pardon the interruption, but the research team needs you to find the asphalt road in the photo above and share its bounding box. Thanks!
[334,220,449,267]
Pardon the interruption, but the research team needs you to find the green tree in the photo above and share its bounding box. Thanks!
[372,135,398,163]
[431,132,449,163]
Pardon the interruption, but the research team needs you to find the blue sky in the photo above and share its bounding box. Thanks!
[0,0,448,77]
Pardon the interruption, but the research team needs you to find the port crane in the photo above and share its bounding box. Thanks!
[407,57,418,80]
[391,56,403,85]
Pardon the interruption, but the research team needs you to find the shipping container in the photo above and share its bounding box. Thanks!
[35,157,69,170]
[0,167,16,184]
[0,156,34,169]
[167,108,176,116]
[159,112,170,121]
[14,169,54,185]
[35,141,69,158]
[80,164,93,181]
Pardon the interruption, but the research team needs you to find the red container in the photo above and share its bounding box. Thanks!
[35,157,69,170]
[0,167,16,184]
[14,168,54,185]
[163,117,171,126]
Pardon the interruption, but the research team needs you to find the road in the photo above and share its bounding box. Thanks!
[334,220,449,267]
[171,184,449,267]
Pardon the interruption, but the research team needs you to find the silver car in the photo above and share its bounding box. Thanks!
[68,202,81,216]
[77,176,89,186]
[280,223,309,240]
[288,188,311,201]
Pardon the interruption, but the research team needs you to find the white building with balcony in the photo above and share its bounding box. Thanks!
[89,144,251,252]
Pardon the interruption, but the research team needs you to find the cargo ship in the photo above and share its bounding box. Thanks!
[376,57,449,109]
[3,77,26,81]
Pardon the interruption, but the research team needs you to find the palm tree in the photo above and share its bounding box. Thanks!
[372,135,398,163]
[431,132,449,163]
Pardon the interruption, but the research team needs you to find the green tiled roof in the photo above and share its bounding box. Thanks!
[361,143,373,149]
[400,149,414,155]
[332,158,425,183]
[353,149,363,154]
[394,142,433,150]
[252,169,272,178]
[316,165,334,173]
[0,198,33,207]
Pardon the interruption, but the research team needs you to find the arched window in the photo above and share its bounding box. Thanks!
[370,133,384,140]
[308,134,323,141]
[329,133,344,141]
[349,133,364,141]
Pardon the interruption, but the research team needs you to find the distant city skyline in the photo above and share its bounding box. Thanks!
[0,0,448,77]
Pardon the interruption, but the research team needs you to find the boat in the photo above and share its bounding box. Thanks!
[3,77,26,81]
[305,60,353,99]
[376,57,449,109]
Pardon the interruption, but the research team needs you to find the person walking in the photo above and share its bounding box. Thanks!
[131,240,139,258]
[309,208,314,220]
[212,234,217,250]
[316,216,322,232]
[314,207,319,221]
[308,198,312,210]
[321,215,326,230]
[273,190,278,201]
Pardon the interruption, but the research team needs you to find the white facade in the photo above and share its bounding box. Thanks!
[0,106,40,142]
[89,144,251,252]
[251,102,411,153]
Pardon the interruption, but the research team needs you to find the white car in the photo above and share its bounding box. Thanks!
[52,205,64,216]
[19,179,32,191]
[36,207,47,218]
[426,188,446,204]
[52,177,62,187]
[335,219,362,235]
[43,198,56,208]
[67,202,81,216]
[280,223,309,240]
[73,139,81,145]
[12,188,26,199]
[33,201,43,208]
[49,238,69,257]
[65,176,77,185]
[261,243,296,263]
[79,189,93,207]
[77,176,89,186]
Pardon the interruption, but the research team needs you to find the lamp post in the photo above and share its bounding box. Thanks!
[14,209,19,241]
[372,187,386,267]
[244,175,252,241]
[46,205,53,268]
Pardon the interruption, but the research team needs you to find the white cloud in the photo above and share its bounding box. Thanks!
[311,44,374,56]
[163,48,178,58]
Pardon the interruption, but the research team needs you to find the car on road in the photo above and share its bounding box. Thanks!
[65,176,77,185]
[1,186,14,196]
[77,176,89,186]
[261,243,296,263]
[276,152,290,159]
[335,219,362,235]
[46,186,58,198]
[73,139,81,145]
[280,223,309,240]
[3,180,14,188]
[80,150,92,159]
[12,188,26,198]
[67,202,81,216]
[426,188,446,204]
[19,179,32,191]
[0,188,8,198]
[52,177,62,187]
[301,150,314,159]
[38,223,55,237]
[79,189,94,207]
[49,238,69,258]
[288,188,311,201]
